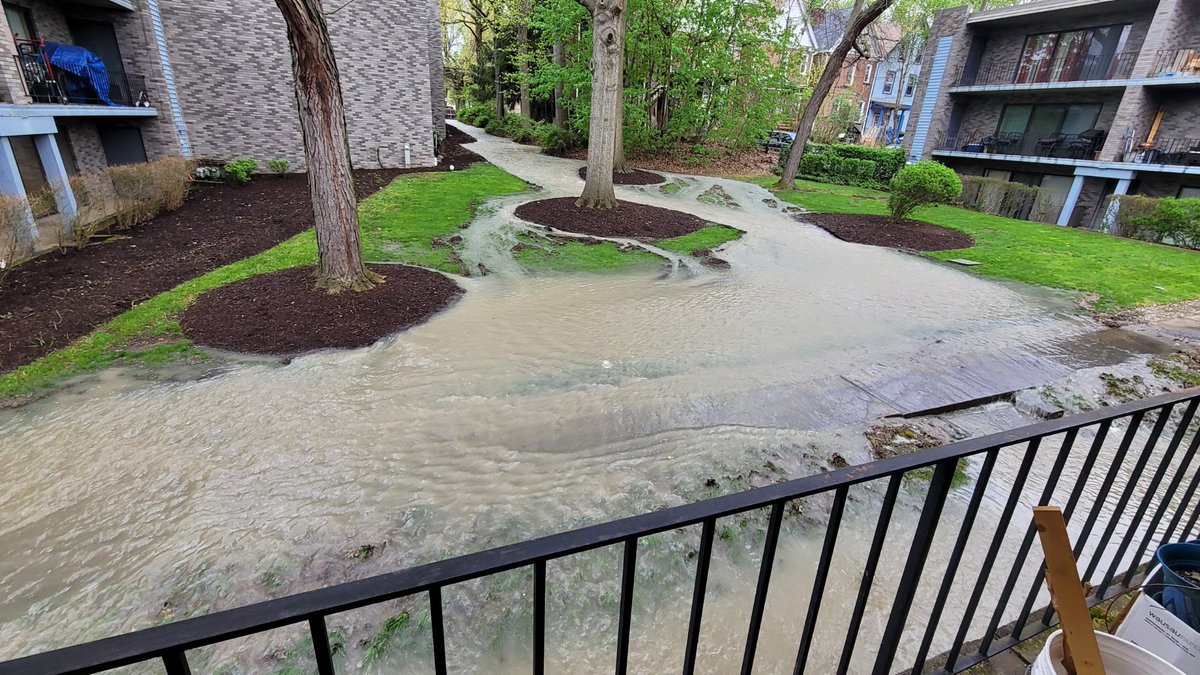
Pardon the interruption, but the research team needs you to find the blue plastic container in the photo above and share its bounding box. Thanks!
[1155,542,1200,632]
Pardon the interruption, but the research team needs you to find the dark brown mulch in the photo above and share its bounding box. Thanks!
[0,127,481,375]
[802,213,974,252]
[577,167,666,185]
[180,265,461,356]
[514,197,708,241]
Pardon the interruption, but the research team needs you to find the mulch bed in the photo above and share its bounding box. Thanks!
[802,213,974,252]
[0,127,482,375]
[577,167,666,185]
[180,265,461,356]
[514,197,708,241]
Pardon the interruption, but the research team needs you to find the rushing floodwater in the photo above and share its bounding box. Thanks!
[0,124,1184,672]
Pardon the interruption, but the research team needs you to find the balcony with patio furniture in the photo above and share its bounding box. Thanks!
[11,37,148,109]
[952,51,1138,93]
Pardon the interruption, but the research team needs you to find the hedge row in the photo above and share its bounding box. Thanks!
[1109,195,1200,250]
[781,143,907,189]
[958,176,1059,223]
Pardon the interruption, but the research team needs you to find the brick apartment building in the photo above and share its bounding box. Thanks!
[904,0,1200,227]
[0,0,444,228]
[810,8,901,139]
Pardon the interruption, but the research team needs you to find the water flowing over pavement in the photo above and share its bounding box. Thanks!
[0,123,1183,672]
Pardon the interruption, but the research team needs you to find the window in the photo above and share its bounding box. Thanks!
[904,75,917,97]
[846,63,856,85]
[864,64,873,84]
[1016,24,1132,84]
[882,70,896,94]
[3,3,35,40]
[1180,187,1200,199]
[858,101,867,121]
[997,103,1103,152]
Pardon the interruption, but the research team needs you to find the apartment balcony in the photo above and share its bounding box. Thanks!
[1143,46,1200,87]
[10,40,155,118]
[931,130,1200,174]
[950,51,1137,94]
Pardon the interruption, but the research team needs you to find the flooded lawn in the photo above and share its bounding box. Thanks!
[0,123,1184,671]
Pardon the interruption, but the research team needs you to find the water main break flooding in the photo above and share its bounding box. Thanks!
[0,122,1182,672]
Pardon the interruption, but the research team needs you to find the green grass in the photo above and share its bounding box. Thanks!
[748,176,1200,310]
[655,225,743,254]
[361,164,527,273]
[0,164,527,401]
[514,238,664,271]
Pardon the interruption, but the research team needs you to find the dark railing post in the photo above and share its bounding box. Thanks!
[871,459,957,675]
[741,502,786,675]
[838,475,903,674]
[430,587,448,675]
[615,537,638,675]
[682,519,716,675]
[162,651,191,675]
[534,560,546,675]
[309,616,336,675]
[792,486,847,675]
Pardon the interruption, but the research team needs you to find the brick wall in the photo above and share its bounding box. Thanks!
[156,0,437,170]
[62,121,108,174]
[903,6,971,160]
[1154,90,1200,139]
[427,0,445,140]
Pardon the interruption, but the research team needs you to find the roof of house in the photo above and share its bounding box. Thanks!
[811,7,902,59]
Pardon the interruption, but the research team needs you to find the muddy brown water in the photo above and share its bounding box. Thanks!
[0,124,1185,672]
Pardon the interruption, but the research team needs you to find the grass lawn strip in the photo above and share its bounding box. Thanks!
[0,164,526,401]
[748,177,1200,311]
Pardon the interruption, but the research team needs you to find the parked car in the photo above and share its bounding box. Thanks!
[760,130,796,150]
[445,106,456,119]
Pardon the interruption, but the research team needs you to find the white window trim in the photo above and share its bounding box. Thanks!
[846,63,856,85]
[864,64,873,84]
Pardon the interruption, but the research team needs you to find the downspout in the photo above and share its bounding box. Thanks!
[145,0,192,156]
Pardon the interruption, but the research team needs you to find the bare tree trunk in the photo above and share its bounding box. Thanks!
[472,17,486,102]
[518,0,531,117]
[576,0,624,208]
[274,0,377,292]
[553,40,567,128]
[493,33,505,118]
[612,5,628,173]
[778,0,894,190]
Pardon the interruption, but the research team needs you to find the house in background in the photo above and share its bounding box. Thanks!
[863,37,922,145]
[904,0,1200,228]
[810,8,901,138]
[0,0,444,244]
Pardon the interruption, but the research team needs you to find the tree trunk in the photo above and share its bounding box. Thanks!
[274,0,377,292]
[778,0,894,190]
[553,40,567,128]
[473,19,486,103]
[576,0,624,209]
[493,33,505,118]
[518,0,531,117]
[612,5,628,173]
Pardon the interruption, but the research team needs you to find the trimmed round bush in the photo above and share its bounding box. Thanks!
[888,161,962,220]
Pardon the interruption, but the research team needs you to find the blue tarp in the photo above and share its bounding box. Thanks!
[43,41,115,106]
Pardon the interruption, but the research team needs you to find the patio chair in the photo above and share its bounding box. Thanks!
[1063,129,1106,159]
[1035,133,1067,157]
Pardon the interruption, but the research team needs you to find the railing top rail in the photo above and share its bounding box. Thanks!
[5,386,1199,675]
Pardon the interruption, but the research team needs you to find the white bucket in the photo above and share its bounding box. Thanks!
[1032,629,1185,675]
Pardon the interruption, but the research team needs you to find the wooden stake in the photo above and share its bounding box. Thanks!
[1034,506,1106,675]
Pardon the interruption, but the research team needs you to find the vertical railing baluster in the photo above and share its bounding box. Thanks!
[871,460,957,675]
[534,560,546,675]
[162,651,191,675]
[1181,493,1200,542]
[1117,401,1200,588]
[944,438,1042,669]
[615,538,638,675]
[792,486,848,675]
[1082,407,1172,589]
[839,475,903,675]
[741,502,785,675]
[1158,426,1200,550]
[979,429,1078,655]
[682,519,716,675]
[430,587,448,675]
[310,616,336,675]
[911,450,999,674]
[1013,420,1111,640]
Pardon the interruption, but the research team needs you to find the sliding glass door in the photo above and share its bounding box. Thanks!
[1015,24,1131,83]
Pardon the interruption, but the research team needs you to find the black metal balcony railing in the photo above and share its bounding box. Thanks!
[12,50,145,107]
[1121,137,1200,166]
[2,387,1200,674]
[954,51,1137,88]
[1151,46,1200,78]
[935,129,1110,160]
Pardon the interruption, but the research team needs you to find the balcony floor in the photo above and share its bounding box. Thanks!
[932,149,1200,175]
[0,103,158,120]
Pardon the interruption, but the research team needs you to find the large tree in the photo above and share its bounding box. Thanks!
[777,0,895,190]
[274,0,379,291]
[573,0,626,208]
